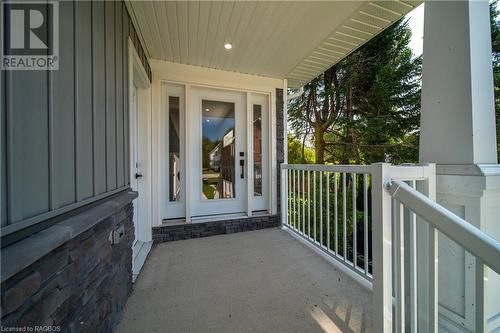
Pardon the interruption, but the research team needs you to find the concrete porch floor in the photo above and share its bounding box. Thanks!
[116,228,372,333]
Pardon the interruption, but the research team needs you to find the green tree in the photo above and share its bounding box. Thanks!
[288,19,421,165]
[287,135,315,164]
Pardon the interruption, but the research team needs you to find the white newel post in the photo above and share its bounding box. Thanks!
[372,163,393,332]
[420,1,500,331]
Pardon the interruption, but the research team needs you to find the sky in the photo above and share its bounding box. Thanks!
[202,117,235,142]
[406,3,425,57]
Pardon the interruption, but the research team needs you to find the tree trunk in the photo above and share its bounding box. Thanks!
[314,126,326,164]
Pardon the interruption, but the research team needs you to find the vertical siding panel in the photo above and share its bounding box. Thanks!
[7,73,49,222]
[1,67,6,226]
[75,1,93,200]
[52,0,75,208]
[1,2,149,234]
[92,0,107,195]
[6,3,50,223]
[123,9,130,185]
[115,1,124,187]
[105,1,117,190]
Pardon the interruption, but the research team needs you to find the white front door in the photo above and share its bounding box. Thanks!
[130,83,151,257]
[190,87,247,217]
[131,84,141,256]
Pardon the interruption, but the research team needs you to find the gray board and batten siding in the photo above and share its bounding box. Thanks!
[1,0,151,246]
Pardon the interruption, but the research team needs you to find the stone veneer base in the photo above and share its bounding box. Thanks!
[152,215,280,243]
[1,190,137,332]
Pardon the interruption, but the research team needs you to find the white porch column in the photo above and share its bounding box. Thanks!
[420,1,500,332]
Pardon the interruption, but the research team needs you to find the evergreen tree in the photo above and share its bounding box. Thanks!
[288,20,421,165]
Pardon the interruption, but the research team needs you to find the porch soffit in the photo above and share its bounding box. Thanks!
[125,1,421,88]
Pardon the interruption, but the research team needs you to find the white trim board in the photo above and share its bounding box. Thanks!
[128,38,153,281]
[150,59,283,93]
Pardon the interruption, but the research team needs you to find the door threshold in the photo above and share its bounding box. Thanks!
[191,212,247,223]
[161,212,271,226]
[161,218,187,226]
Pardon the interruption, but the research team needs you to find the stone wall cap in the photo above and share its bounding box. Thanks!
[1,190,137,283]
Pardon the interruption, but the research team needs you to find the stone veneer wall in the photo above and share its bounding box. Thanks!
[0,191,136,332]
[153,215,279,243]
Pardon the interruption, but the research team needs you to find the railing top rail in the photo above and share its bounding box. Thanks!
[281,164,373,174]
[387,180,500,274]
[281,163,433,181]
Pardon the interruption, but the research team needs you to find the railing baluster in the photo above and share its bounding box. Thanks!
[301,170,304,234]
[295,169,298,231]
[314,171,317,242]
[475,258,486,333]
[320,171,323,246]
[409,180,417,332]
[292,169,296,230]
[302,169,306,236]
[296,169,299,231]
[281,169,289,225]
[301,170,304,233]
[364,174,369,274]
[296,170,300,233]
[297,170,302,231]
[394,200,405,333]
[427,225,438,333]
[307,171,310,237]
[343,172,347,261]
[334,172,338,255]
[352,173,357,266]
[327,172,330,251]
[288,169,291,227]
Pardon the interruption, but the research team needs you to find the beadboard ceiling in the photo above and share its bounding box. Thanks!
[125,1,420,88]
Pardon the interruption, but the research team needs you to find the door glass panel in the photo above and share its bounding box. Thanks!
[169,96,181,201]
[253,105,262,196]
[201,100,235,200]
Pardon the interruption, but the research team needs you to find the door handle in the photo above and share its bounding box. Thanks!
[240,159,244,179]
[135,173,143,179]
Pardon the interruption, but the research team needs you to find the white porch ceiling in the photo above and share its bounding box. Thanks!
[126,1,421,88]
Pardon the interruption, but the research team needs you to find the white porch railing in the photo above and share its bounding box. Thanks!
[280,163,500,333]
[281,164,377,282]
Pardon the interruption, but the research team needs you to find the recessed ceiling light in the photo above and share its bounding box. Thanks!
[224,43,232,50]
[205,108,210,112]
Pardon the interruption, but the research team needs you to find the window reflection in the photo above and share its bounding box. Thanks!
[202,100,235,200]
[169,96,181,201]
[253,105,262,196]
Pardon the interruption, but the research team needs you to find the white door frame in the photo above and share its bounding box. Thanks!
[189,86,247,217]
[151,60,284,225]
[128,38,152,258]
[247,92,270,213]
[157,82,273,222]
[160,83,186,219]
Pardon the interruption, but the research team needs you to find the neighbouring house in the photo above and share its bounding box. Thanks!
[0,1,499,332]
[208,143,221,172]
